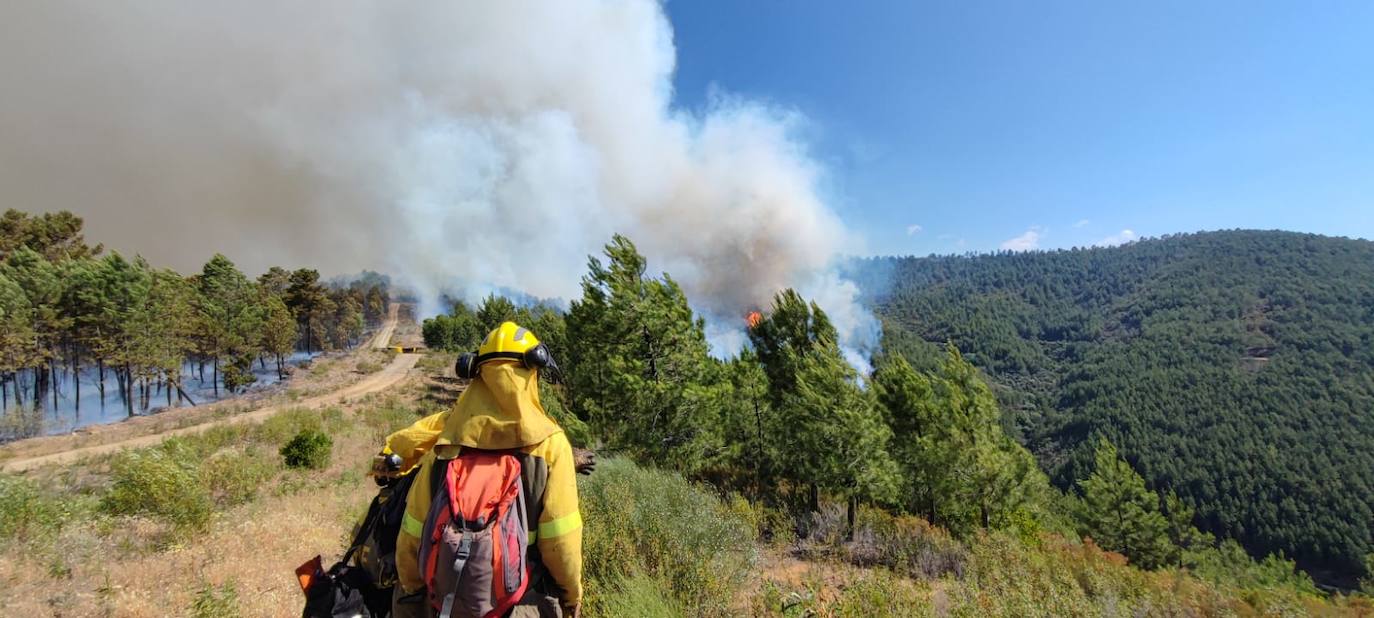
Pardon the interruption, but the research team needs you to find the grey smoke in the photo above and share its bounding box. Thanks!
[0,0,878,361]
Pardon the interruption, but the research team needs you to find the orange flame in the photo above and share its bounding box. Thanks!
[746,311,763,329]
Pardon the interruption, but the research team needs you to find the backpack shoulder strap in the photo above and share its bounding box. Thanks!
[430,455,452,498]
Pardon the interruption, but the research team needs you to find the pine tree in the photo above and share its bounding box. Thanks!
[125,265,195,408]
[0,272,37,410]
[286,268,327,354]
[750,289,898,524]
[565,235,720,472]
[1077,438,1171,568]
[196,255,261,394]
[0,209,102,262]
[364,285,387,327]
[1162,490,1214,566]
[874,347,1045,533]
[476,294,518,334]
[256,266,291,297]
[712,351,778,500]
[260,293,297,378]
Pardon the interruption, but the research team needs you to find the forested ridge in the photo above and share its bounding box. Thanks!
[852,230,1374,584]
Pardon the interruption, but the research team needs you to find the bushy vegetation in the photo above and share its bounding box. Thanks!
[0,209,389,419]
[580,458,755,617]
[92,407,347,532]
[102,440,214,530]
[280,428,333,469]
[0,474,85,543]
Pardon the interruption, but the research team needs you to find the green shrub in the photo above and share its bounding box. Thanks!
[591,573,685,618]
[1186,539,1321,597]
[256,407,344,445]
[183,423,254,453]
[281,429,333,469]
[101,441,212,531]
[190,581,241,618]
[824,505,967,582]
[580,458,754,617]
[725,494,796,547]
[201,447,274,507]
[0,474,81,542]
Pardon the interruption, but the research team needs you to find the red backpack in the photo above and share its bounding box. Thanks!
[418,450,530,618]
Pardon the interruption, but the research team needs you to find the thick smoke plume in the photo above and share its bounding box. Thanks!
[0,1,877,360]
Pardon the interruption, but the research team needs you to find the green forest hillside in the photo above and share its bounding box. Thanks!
[852,230,1374,585]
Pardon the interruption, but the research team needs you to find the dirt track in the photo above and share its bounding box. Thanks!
[371,304,400,349]
[1,305,419,474]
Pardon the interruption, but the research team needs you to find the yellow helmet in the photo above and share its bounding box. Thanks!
[455,321,556,379]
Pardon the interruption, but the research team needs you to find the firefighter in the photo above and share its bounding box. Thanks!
[393,323,582,618]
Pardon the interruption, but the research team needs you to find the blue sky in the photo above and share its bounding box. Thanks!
[665,1,1374,256]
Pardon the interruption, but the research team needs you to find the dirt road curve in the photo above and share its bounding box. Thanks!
[1,307,419,474]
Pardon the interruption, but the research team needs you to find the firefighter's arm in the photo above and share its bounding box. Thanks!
[536,433,583,607]
[395,452,435,594]
[382,411,449,473]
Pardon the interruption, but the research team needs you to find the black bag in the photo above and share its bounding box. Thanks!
[302,561,389,618]
[300,487,397,618]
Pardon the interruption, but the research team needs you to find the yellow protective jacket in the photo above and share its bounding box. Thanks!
[382,410,448,474]
[394,361,583,606]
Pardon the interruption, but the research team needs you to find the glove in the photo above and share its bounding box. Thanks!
[370,453,404,480]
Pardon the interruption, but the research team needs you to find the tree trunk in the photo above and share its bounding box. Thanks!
[2,375,8,410]
[176,382,197,406]
[72,350,80,412]
[98,359,106,400]
[809,483,820,514]
[198,360,205,382]
[123,365,134,417]
[33,365,43,410]
[212,358,219,398]
[166,378,173,407]
[847,496,857,542]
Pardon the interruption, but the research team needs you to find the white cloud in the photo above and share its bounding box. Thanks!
[905,224,923,236]
[1094,229,1138,247]
[1073,219,1091,228]
[1000,226,1042,251]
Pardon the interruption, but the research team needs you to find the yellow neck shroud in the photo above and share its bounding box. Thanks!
[438,359,561,451]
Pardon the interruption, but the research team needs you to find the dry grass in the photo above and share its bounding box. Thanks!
[0,385,429,617]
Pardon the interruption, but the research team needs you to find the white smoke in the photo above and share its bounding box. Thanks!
[0,0,877,363]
